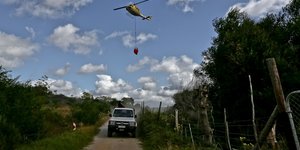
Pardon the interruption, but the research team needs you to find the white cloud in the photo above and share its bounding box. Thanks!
[167,71,193,89]
[123,33,157,48]
[94,74,133,97]
[54,62,71,76]
[3,0,93,19]
[127,55,198,90]
[125,55,199,106]
[105,31,130,40]
[32,78,83,97]
[166,0,204,13]
[0,31,39,68]
[158,86,178,97]
[93,74,174,107]
[138,76,157,90]
[106,31,157,48]
[126,56,158,72]
[136,33,157,45]
[151,55,198,73]
[150,55,198,89]
[25,26,36,39]
[79,63,107,74]
[131,88,175,107]
[229,0,290,18]
[49,24,99,55]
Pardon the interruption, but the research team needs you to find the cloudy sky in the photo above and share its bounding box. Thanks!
[0,0,290,107]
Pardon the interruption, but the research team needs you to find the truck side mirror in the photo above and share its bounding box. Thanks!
[135,115,137,118]
[109,114,112,117]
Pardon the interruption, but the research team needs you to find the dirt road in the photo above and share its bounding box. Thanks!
[84,121,143,150]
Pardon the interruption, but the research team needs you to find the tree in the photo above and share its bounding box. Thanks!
[122,97,134,107]
[201,1,300,147]
[81,92,93,100]
[0,67,47,148]
[173,68,213,145]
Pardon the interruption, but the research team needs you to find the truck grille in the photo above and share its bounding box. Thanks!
[116,121,129,125]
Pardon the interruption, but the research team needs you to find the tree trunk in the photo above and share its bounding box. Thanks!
[199,91,213,145]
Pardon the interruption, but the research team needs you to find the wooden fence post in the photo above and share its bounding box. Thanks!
[157,101,162,121]
[267,58,299,150]
[266,58,286,113]
[189,123,196,150]
[249,75,258,143]
[254,58,299,150]
[175,109,179,131]
[224,108,232,150]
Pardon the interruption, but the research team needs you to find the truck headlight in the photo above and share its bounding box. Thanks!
[109,121,115,125]
[129,122,136,127]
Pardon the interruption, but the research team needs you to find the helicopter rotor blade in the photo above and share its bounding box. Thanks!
[113,6,127,10]
[134,0,149,5]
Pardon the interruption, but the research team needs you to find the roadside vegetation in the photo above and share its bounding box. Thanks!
[1,1,299,150]
[17,126,98,150]
[138,1,300,149]
[0,67,114,150]
[137,108,218,150]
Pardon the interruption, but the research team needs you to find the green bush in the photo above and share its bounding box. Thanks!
[0,67,112,149]
[138,109,189,150]
[42,108,70,136]
[0,115,22,150]
[0,68,50,148]
[72,100,110,125]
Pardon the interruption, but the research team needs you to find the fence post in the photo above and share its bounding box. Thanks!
[189,123,196,150]
[266,58,286,112]
[142,101,145,115]
[266,58,298,150]
[224,108,232,150]
[253,106,279,150]
[249,75,258,143]
[175,109,179,131]
[157,101,162,121]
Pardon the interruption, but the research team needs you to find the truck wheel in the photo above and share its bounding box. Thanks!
[107,129,112,137]
[132,131,136,138]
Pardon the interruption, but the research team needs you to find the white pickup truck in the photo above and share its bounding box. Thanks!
[107,107,137,137]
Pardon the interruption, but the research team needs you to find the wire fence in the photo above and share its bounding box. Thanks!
[146,90,300,149]
[286,90,300,141]
[175,99,298,149]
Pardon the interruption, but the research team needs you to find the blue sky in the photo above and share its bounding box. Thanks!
[0,0,289,106]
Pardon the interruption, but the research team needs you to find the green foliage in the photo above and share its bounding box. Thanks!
[42,108,69,136]
[138,108,219,150]
[121,97,134,106]
[203,1,300,119]
[0,67,111,149]
[199,1,300,148]
[138,109,189,150]
[72,99,110,125]
[0,115,22,150]
[0,67,48,149]
[16,126,98,150]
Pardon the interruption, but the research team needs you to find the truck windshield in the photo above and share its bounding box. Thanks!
[113,109,133,117]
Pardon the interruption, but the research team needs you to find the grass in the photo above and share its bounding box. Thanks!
[17,116,108,150]
[16,126,98,150]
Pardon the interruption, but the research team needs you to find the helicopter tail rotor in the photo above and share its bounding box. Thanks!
[142,16,152,21]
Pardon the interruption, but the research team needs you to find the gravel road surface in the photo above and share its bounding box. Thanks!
[84,121,143,150]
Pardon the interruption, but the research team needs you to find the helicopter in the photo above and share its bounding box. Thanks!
[114,0,152,20]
